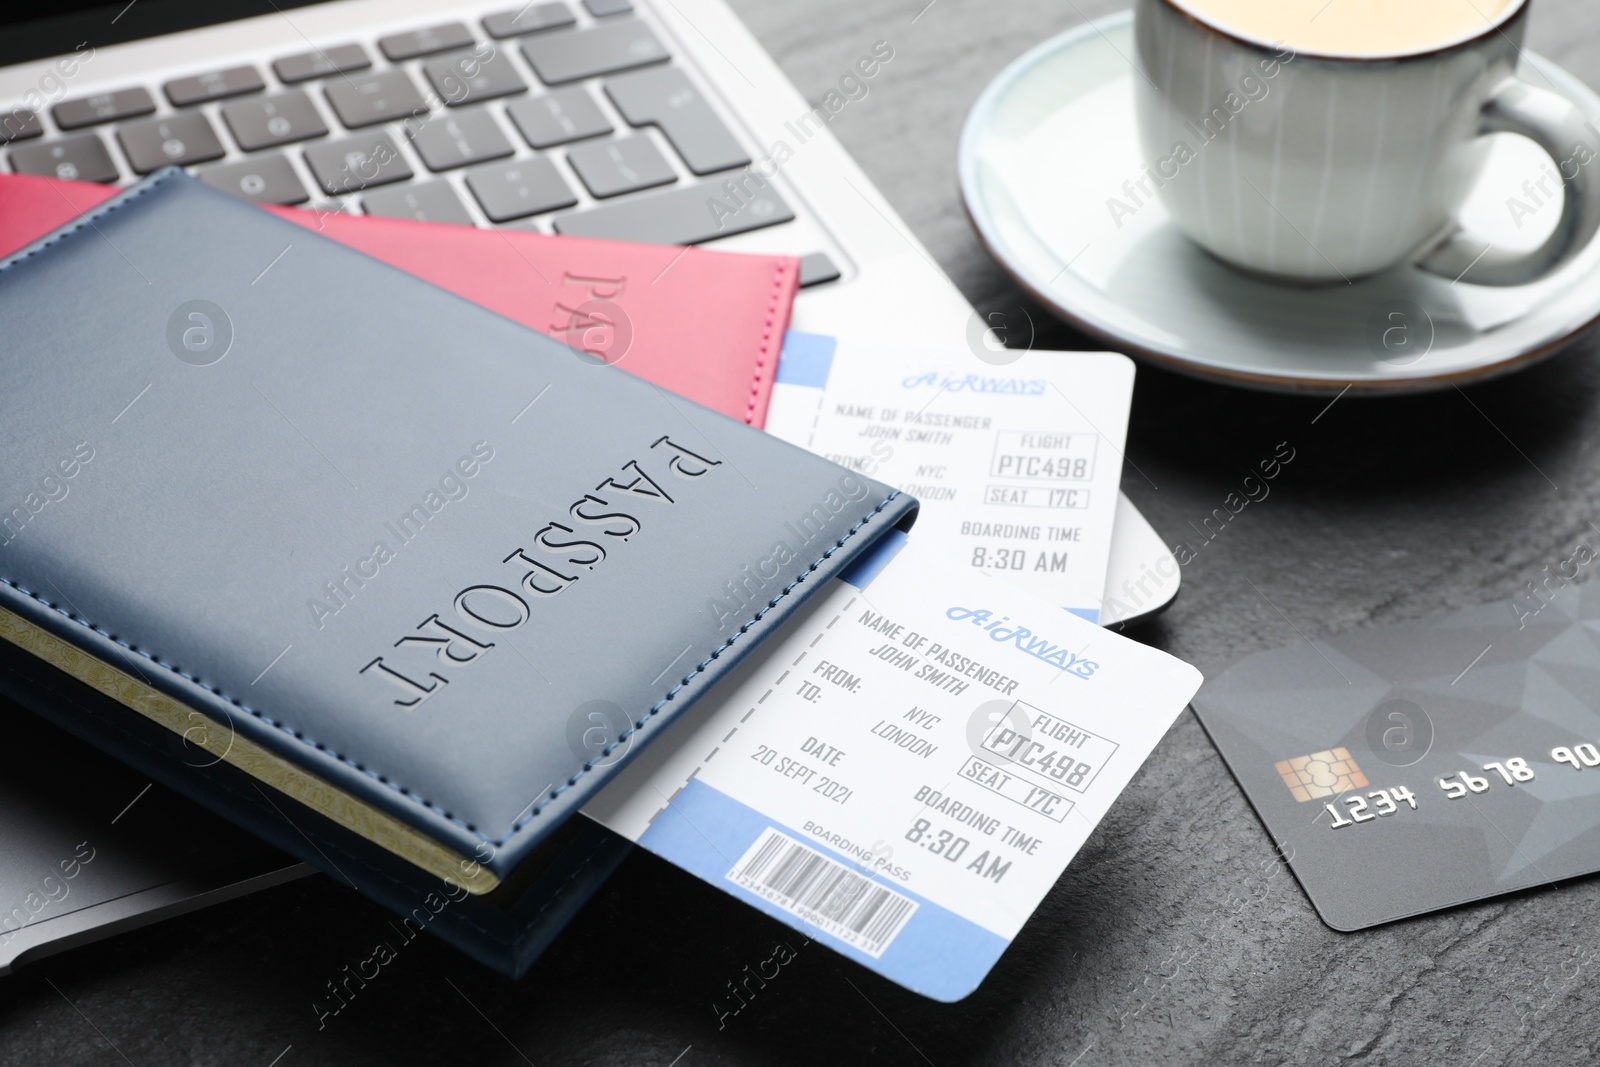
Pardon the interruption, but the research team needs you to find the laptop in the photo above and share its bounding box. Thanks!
[0,0,1180,973]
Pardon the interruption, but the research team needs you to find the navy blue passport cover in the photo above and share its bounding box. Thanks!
[0,171,916,972]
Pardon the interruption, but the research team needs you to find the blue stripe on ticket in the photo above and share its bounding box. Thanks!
[774,331,836,388]
[638,777,1006,1002]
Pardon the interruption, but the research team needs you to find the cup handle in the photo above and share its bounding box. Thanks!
[1416,76,1600,286]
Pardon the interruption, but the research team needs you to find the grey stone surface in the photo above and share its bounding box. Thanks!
[8,1,1600,1064]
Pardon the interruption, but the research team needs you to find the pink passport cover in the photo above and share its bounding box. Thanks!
[0,175,796,427]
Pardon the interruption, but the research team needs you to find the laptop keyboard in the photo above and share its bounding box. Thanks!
[1,0,823,260]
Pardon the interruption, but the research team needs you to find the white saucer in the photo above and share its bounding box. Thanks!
[959,11,1600,394]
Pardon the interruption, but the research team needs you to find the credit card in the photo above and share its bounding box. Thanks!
[583,535,1201,1000]
[1192,579,1600,931]
[764,333,1135,622]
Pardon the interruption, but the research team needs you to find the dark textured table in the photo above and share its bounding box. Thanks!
[9,1,1600,1064]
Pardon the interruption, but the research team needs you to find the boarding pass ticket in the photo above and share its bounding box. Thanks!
[764,337,1135,623]
[583,535,1202,1000]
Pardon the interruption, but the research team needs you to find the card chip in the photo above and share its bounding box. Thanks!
[1275,748,1368,801]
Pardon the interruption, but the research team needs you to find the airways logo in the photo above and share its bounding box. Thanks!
[943,605,1099,680]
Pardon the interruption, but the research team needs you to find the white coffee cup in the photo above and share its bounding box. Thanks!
[1133,0,1600,285]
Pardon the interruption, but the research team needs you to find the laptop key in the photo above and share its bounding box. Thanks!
[197,155,308,205]
[116,113,225,173]
[164,65,265,106]
[304,133,412,195]
[1,108,42,143]
[273,44,371,84]
[584,0,633,15]
[411,108,513,171]
[506,88,611,148]
[364,180,476,224]
[798,251,842,287]
[9,133,118,183]
[521,22,669,85]
[482,3,576,39]
[567,134,675,198]
[465,157,576,222]
[553,179,794,244]
[604,67,747,175]
[222,91,328,151]
[325,70,428,129]
[422,48,527,106]
[53,88,154,130]
[379,22,475,61]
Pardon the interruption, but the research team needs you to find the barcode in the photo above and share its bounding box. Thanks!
[727,829,917,958]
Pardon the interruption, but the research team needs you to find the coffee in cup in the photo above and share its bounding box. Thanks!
[1175,0,1514,57]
